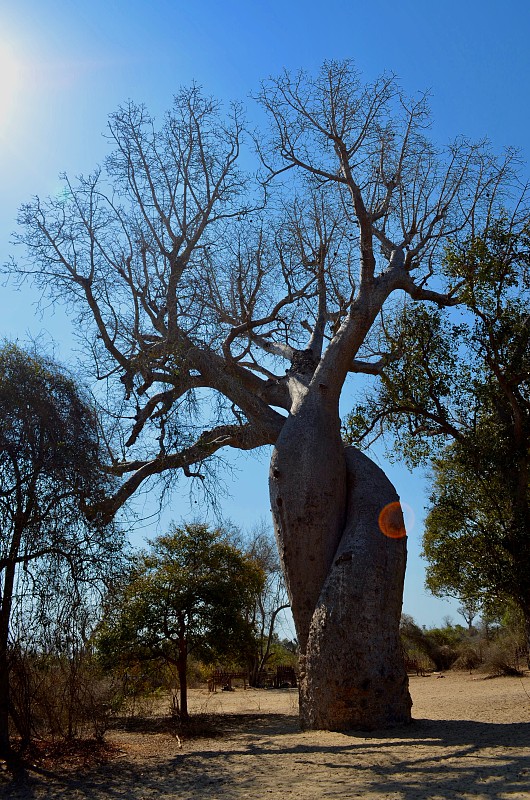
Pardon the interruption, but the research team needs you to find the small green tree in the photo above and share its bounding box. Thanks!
[0,343,123,758]
[96,523,264,720]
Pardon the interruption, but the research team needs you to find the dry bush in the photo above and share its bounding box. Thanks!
[479,641,525,677]
[477,611,528,676]
[452,647,482,671]
[9,649,115,744]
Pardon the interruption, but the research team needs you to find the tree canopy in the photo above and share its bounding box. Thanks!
[8,63,521,517]
[96,523,264,719]
[345,221,530,649]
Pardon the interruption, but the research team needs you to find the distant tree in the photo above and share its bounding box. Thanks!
[0,343,123,759]
[96,523,264,720]
[240,523,290,685]
[457,598,482,632]
[10,62,522,729]
[345,221,530,659]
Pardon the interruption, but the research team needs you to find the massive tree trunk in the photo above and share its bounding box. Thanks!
[270,384,411,730]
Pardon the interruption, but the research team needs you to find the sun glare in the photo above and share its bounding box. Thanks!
[0,40,24,136]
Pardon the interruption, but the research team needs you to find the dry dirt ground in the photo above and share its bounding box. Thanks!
[2,672,530,800]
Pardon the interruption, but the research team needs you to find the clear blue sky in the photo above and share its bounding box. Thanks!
[1,0,529,629]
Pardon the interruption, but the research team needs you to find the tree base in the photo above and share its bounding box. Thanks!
[298,642,412,731]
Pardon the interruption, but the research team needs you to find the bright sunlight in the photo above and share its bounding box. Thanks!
[0,41,24,137]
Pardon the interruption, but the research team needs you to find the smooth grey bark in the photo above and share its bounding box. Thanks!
[270,389,411,730]
[270,389,347,653]
[299,449,410,729]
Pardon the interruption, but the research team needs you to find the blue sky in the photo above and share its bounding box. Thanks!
[1,0,528,629]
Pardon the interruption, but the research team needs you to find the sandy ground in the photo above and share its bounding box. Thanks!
[2,672,530,799]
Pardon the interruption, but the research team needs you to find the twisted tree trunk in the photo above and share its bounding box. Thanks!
[270,385,411,730]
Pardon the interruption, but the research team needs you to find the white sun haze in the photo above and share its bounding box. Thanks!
[0,40,24,140]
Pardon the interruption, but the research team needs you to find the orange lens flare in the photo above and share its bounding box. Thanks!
[378,502,407,539]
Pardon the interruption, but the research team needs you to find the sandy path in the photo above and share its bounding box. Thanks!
[3,673,530,799]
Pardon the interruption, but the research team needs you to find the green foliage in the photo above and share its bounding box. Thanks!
[422,442,515,605]
[0,342,125,607]
[345,222,530,462]
[343,303,472,468]
[96,523,264,675]
[0,342,117,514]
[344,222,530,637]
[443,219,530,311]
[400,615,461,671]
[258,634,298,670]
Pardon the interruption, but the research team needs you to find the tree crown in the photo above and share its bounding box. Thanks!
[97,523,264,667]
[7,63,526,517]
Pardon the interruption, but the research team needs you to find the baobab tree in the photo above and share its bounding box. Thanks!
[9,62,522,729]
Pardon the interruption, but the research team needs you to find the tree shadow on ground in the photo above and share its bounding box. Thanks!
[110,711,299,738]
[1,715,529,799]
